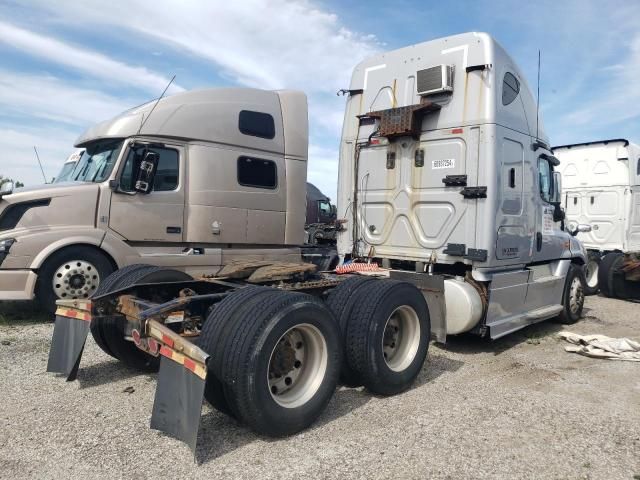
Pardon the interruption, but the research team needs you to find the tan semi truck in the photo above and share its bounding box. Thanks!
[46,32,589,455]
[0,89,317,310]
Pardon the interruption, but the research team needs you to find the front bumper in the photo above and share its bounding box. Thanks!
[0,269,37,300]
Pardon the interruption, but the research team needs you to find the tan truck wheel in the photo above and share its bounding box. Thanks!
[36,246,114,314]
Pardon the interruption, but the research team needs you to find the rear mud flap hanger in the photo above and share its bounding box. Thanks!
[47,299,213,457]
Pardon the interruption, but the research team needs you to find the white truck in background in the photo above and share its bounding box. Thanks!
[46,32,590,454]
[555,139,640,298]
[53,150,84,183]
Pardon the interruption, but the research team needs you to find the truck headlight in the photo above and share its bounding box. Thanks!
[0,238,15,264]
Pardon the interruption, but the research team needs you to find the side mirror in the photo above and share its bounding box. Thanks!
[553,204,565,222]
[570,224,592,237]
[0,181,14,198]
[551,171,562,204]
[134,151,159,194]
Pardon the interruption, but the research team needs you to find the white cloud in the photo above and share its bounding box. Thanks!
[0,20,183,94]
[0,126,79,185]
[0,71,134,126]
[553,30,640,140]
[50,0,378,92]
[27,0,380,137]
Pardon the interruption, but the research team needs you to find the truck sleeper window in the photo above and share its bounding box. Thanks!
[120,146,179,192]
[502,72,520,106]
[237,156,277,189]
[239,110,275,139]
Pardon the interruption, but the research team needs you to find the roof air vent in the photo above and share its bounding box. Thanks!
[416,65,454,96]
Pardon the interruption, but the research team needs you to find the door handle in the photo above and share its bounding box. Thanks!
[166,226,181,234]
[536,232,542,251]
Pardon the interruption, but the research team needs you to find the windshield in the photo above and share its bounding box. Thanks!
[54,161,77,183]
[68,140,124,183]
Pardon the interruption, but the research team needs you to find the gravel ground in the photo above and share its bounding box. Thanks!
[0,295,639,480]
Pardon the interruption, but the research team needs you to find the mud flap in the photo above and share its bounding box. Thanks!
[46,315,90,381]
[150,356,206,455]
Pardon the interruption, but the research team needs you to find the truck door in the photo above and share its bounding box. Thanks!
[532,154,564,262]
[109,143,185,242]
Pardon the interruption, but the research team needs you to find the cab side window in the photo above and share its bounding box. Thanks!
[120,146,179,192]
[318,200,332,215]
[538,157,553,203]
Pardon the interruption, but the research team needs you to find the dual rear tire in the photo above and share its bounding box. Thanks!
[199,288,342,436]
[198,278,431,437]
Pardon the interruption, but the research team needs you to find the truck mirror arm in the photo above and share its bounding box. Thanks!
[108,179,137,196]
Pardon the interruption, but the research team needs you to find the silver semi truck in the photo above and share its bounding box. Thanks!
[46,32,588,454]
[555,139,640,299]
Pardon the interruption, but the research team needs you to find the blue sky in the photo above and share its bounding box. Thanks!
[1,0,639,198]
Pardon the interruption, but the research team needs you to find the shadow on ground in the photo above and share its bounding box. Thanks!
[440,319,566,356]
[195,351,464,464]
[75,359,156,388]
[0,300,50,325]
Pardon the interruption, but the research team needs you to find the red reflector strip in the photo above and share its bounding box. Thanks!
[55,307,91,322]
[162,334,174,348]
[183,358,197,373]
[159,345,173,359]
[451,128,463,134]
[158,344,207,379]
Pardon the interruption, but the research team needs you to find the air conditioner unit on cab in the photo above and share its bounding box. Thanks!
[416,65,454,96]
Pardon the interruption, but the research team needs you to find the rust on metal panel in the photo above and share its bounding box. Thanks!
[364,101,441,139]
[622,253,640,282]
[54,299,93,321]
[116,294,149,320]
[247,262,317,283]
[147,320,208,379]
[216,260,317,282]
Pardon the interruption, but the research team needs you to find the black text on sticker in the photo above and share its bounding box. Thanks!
[432,159,455,169]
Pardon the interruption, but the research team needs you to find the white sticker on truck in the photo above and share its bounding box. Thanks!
[542,206,554,235]
[432,158,455,169]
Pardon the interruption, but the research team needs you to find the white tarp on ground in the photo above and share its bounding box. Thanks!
[558,331,640,362]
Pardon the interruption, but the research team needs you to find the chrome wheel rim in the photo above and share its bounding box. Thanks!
[52,260,100,299]
[268,324,327,409]
[585,260,599,288]
[382,305,421,372]
[568,276,584,314]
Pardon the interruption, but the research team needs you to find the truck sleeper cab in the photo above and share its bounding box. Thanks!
[555,139,640,298]
[47,32,588,456]
[0,89,309,310]
[336,31,587,339]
